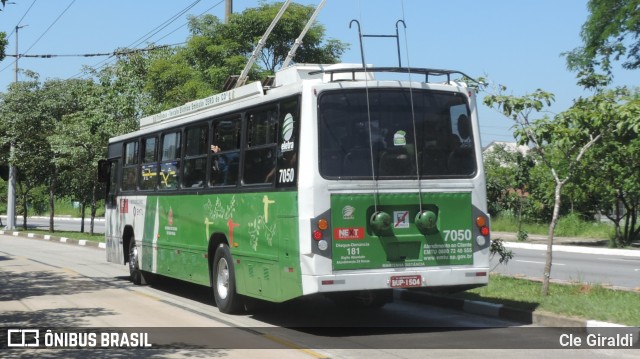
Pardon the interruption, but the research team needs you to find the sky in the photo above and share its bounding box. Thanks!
[0,0,638,147]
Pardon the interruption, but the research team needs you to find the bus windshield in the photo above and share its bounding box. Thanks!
[318,88,476,179]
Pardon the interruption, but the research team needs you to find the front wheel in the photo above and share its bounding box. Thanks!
[212,243,244,314]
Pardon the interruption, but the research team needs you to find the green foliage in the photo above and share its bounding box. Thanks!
[578,0,640,71]
[489,238,513,266]
[453,275,640,326]
[572,88,640,246]
[516,230,528,242]
[491,214,615,240]
[0,31,7,61]
[144,2,347,108]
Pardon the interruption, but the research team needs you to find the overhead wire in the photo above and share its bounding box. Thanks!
[399,0,425,211]
[4,43,183,59]
[22,0,76,56]
[69,0,225,80]
[72,0,203,78]
[1,0,76,77]
[5,0,38,38]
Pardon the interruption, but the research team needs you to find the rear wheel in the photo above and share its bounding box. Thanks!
[128,239,146,285]
[212,243,244,314]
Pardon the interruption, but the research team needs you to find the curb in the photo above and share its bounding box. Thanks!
[0,230,106,249]
[504,241,640,257]
[399,289,637,330]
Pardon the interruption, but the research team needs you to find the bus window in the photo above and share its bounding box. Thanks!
[318,89,476,179]
[159,131,181,190]
[106,160,119,208]
[140,136,158,190]
[210,118,241,187]
[122,141,138,191]
[244,109,277,185]
[183,124,208,188]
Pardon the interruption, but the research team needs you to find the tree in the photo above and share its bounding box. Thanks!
[0,72,52,229]
[39,78,96,231]
[565,0,640,78]
[145,2,347,108]
[53,56,144,234]
[0,32,7,61]
[573,88,640,247]
[484,88,608,296]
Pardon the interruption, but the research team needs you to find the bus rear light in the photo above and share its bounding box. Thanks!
[475,272,487,277]
[475,216,486,227]
[317,219,329,230]
[321,280,334,285]
[480,226,490,236]
[313,230,323,240]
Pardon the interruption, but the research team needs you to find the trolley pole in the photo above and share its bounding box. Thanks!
[6,25,26,230]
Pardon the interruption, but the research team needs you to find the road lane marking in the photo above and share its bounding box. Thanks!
[515,260,565,266]
[262,334,329,358]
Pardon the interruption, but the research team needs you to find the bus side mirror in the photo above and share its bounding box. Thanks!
[97,160,110,183]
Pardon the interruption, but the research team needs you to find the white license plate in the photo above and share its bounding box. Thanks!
[390,275,422,288]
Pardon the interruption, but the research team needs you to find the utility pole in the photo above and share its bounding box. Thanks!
[6,24,26,230]
[225,0,232,24]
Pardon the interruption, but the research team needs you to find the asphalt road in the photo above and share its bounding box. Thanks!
[3,216,639,289]
[1,216,105,234]
[492,243,640,289]
[1,235,637,358]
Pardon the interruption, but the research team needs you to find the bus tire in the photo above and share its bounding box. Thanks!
[212,243,244,314]
[128,239,147,285]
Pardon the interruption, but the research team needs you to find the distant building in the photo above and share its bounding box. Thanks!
[482,141,530,156]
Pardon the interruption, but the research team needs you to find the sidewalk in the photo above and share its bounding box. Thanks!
[493,231,640,257]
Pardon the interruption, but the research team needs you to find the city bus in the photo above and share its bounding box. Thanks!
[98,63,491,314]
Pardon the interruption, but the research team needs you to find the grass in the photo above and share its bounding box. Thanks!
[450,274,640,326]
[491,213,615,239]
[13,228,104,242]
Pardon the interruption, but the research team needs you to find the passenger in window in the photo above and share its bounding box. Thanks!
[455,114,472,148]
[126,170,136,189]
[211,144,239,185]
[448,114,475,174]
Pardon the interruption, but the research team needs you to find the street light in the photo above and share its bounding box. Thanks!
[6,24,27,230]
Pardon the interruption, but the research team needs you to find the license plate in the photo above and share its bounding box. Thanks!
[390,275,422,288]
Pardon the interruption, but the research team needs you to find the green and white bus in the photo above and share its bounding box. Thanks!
[99,63,491,313]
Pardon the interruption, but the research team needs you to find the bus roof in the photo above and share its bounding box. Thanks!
[123,63,475,143]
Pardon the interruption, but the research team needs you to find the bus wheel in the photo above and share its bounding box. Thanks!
[128,239,146,285]
[212,243,243,314]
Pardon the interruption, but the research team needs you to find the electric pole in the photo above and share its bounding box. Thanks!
[6,24,26,230]
[225,0,232,24]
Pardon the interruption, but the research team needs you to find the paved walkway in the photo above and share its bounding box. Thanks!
[493,231,640,258]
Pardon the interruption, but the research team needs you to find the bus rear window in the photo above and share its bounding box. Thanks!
[318,88,476,179]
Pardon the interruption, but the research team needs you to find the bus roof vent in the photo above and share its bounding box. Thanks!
[274,63,375,87]
[139,81,264,129]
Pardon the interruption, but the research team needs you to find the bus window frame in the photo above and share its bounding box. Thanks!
[159,130,182,190]
[139,135,159,191]
[182,123,209,189]
[121,140,139,192]
[210,116,242,188]
[242,106,279,186]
